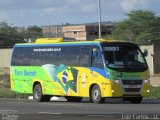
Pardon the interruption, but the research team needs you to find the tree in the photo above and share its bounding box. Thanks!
[25,25,43,42]
[110,10,160,44]
[0,21,26,46]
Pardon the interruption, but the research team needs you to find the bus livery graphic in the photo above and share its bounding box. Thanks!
[10,38,150,103]
[42,64,78,94]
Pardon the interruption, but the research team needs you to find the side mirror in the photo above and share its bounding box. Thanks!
[92,48,98,57]
[143,49,148,57]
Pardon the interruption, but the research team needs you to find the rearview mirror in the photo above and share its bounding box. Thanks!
[143,49,148,57]
[92,48,98,57]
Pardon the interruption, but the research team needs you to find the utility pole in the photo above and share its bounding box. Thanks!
[98,0,101,39]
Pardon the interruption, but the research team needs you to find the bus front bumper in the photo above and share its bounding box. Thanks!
[102,80,151,98]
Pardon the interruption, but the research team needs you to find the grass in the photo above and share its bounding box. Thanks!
[145,86,160,99]
[0,88,30,99]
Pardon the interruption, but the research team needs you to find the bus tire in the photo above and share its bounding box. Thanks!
[128,97,143,104]
[33,84,51,102]
[65,96,83,102]
[91,85,105,103]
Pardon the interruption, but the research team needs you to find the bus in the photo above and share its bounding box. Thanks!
[10,38,150,103]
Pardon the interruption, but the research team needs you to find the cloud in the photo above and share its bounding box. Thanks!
[82,4,97,13]
[0,10,9,21]
[0,0,129,26]
[0,0,66,10]
[0,0,159,27]
[42,0,98,16]
[42,7,66,15]
[67,0,81,4]
[120,0,150,12]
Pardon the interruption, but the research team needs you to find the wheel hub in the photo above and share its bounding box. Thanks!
[93,90,99,100]
[35,87,41,99]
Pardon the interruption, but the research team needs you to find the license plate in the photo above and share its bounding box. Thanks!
[129,85,137,88]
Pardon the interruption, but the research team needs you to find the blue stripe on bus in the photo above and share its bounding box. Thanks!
[88,67,109,78]
[14,43,100,47]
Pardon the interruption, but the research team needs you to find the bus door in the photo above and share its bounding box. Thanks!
[91,47,106,85]
[78,47,92,96]
[91,47,104,69]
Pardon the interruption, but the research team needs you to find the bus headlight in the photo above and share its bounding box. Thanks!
[115,80,120,84]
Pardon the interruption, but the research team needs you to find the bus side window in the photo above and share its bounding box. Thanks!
[54,46,67,66]
[11,47,24,66]
[66,46,80,66]
[23,47,33,66]
[79,48,91,67]
[91,50,104,69]
[32,52,42,66]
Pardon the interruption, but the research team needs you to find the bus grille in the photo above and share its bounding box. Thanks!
[122,80,143,85]
[122,80,143,92]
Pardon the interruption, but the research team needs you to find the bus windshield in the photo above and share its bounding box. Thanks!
[102,43,148,72]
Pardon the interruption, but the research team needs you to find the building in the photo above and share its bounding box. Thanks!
[63,23,114,41]
[15,26,63,38]
[41,25,63,37]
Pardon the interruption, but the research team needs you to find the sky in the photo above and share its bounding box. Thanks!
[0,0,160,27]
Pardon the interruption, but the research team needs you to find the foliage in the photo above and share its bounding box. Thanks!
[25,25,43,42]
[110,10,160,44]
[0,22,44,46]
[0,21,26,46]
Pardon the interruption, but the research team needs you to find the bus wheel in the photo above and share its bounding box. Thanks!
[91,85,105,103]
[33,84,51,102]
[128,97,143,104]
[65,97,83,102]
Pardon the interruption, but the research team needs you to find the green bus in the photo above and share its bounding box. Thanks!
[10,38,150,103]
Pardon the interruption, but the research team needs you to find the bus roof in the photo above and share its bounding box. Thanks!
[14,38,133,47]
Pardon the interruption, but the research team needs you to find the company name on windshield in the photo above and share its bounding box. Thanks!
[33,48,61,52]
[103,47,119,51]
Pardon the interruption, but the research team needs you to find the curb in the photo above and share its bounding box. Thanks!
[152,85,160,87]
[28,96,33,100]
[28,96,66,101]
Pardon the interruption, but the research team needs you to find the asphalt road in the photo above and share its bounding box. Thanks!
[0,98,160,120]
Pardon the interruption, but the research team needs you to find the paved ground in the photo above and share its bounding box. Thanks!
[0,99,160,120]
[150,75,160,86]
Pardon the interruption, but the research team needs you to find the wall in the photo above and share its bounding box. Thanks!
[63,25,86,40]
[141,43,160,75]
[140,45,154,75]
[63,25,113,40]
[0,48,12,73]
[153,42,160,74]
